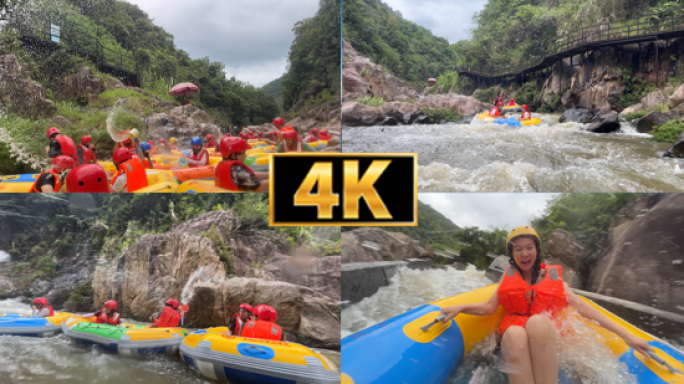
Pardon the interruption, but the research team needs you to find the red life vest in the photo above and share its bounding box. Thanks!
[508,100,517,106]
[153,307,181,328]
[54,135,78,160]
[232,313,247,336]
[489,108,501,118]
[521,111,531,120]
[45,306,54,317]
[240,320,282,341]
[305,135,318,143]
[96,311,120,325]
[248,133,256,140]
[29,170,62,193]
[111,159,148,192]
[188,149,209,167]
[496,265,568,334]
[207,140,217,149]
[78,144,97,164]
[282,139,303,153]
[215,160,255,191]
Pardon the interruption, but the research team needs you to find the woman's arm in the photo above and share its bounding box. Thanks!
[440,290,500,322]
[566,282,653,358]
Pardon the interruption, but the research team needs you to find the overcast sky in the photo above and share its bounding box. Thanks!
[379,0,488,43]
[418,194,560,230]
[125,0,320,87]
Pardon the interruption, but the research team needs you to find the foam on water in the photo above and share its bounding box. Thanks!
[343,116,684,192]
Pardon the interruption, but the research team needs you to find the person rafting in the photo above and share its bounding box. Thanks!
[169,137,178,151]
[45,127,78,161]
[111,148,149,192]
[29,156,76,193]
[489,102,505,118]
[276,129,316,153]
[240,305,286,342]
[146,140,157,155]
[149,299,183,328]
[519,105,532,121]
[113,137,136,152]
[508,98,517,106]
[267,130,278,144]
[91,300,122,326]
[226,303,255,336]
[31,298,53,317]
[248,131,256,140]
[138,142,155,169]
[493,92,504,107]
[304,128,319,143]
[439,226,654,384]
[66,164,112,193]
[257,131,264,140]
[318,129,333,140]
[157,139,171,155]
[206,134,217,150]
[187,136,209,167]
[77,135,97,165]
[214,137,269,192]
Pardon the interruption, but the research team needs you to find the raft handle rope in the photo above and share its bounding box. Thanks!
[420,314,446,332]
[648,351,683,374]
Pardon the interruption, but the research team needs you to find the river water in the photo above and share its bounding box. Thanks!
[342,115,684,192]
[341,265,684,384]
[0,299,340,384]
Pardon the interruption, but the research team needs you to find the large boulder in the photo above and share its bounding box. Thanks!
[145,105,222,147]
[58,66,103,103]
[0,54,57,118]
[559,108,620,132]
[342,67,370,97]
[640,90,667,110]
[559,108,599,124]
[635,111,674,134]
[587,194,683,314]
[261,254,341,301]
[341,228,431,263]
[667,130,684,158]
[587,111,619,133]
[544,229,585,271]
[380,102,420,124]
[668,83,684,109]
[341,102,384,126]
[618,103,644,119]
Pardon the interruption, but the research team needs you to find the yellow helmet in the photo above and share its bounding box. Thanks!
[169,137,177,144]
[506,226,540,249]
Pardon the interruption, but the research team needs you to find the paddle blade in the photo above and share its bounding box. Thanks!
[181,305,189,312]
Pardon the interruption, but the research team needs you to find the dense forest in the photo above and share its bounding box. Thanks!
[342,0,454,82]
[262,76,284,110]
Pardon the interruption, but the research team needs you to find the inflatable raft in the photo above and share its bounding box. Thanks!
[0,312,73,337]
[477,112,541,126]
[62,316,188,356]
[342,284,684,384]
[180,327,340,384]
[503,105,522,113]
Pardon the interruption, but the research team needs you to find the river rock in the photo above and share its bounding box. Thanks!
[261,254,341,301]
[145,105,222,148]
[544,229,585,271]
[668,83,684,109]
[0,54,57,118]
[640,90,667,109]
[667,130,684,158]
[587,111,619,133]
[342,67,370,97]
[51,115,70,128]
[586,194,684,314]
[635,111,674,134]
[559,108,598,124]
[380,102,420,124]
[341,228,431,263]
[58,66,103,103]
[619,103,644,119]
[341,102,384,126]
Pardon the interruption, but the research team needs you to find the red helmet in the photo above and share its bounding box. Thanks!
[66,164,110,193]
[320,129,328,135]
[256,305,277,322]
[81,135,92,145]
[283,130,297,139]
[269,131,277,137]
[257,131,263,137]
[46,127,60,139]
[522,105,529,110]
[147,140,154,146]
[497,102,503,106]
[220,137,251,157]
[159,139,167,144]
[166,299,180,309]
[112,148,133,165]
[273,117,285,127]
[239,132,248,139]
[104,300,117,310]
[239,303,253,313]
[51,156,76,173]
[206,134,214,140]
[33,297,48,306]
[311,128,319,135]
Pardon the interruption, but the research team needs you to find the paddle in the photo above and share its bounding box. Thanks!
[180,304,189,327]
[419,314,446,332]
[648,351,683,374]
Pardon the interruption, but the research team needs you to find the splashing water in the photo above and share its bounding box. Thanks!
[342,116,684,192]
[180,265,226,304]
[0,251,10,263]
[0,128,49,171]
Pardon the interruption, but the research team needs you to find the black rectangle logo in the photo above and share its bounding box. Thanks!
[269,154,417,226]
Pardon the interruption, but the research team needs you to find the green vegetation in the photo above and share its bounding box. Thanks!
[261,76,284,111]
[202,226,235,276]
[651,120,684,143]
[623,110,651,120]
[342,0,454,82]
[356,96,386,107]
[473,86,504,104]
[429,72,460,94]
[422,108,462,124]
[619,68,655,110]
[282,0,340,114]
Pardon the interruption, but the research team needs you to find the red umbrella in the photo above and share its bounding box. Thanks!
[169,82,200,96]
[428,78,437,82]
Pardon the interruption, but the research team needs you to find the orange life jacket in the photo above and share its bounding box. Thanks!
[521,111,531,120]
[29,170,62,193]
[489,108,501,118]
[188,149,209,167]
[240,320,282,341]
[496,265,568,334]
[96,311,120,325]
[282,139,303,153]
[215,160,255,191]
[153,307,181,328]
[111,159,148,192]
[232,313,247,336]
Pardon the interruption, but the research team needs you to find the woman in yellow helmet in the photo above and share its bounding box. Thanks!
[169,137,177,151]
[439,225,654,384]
